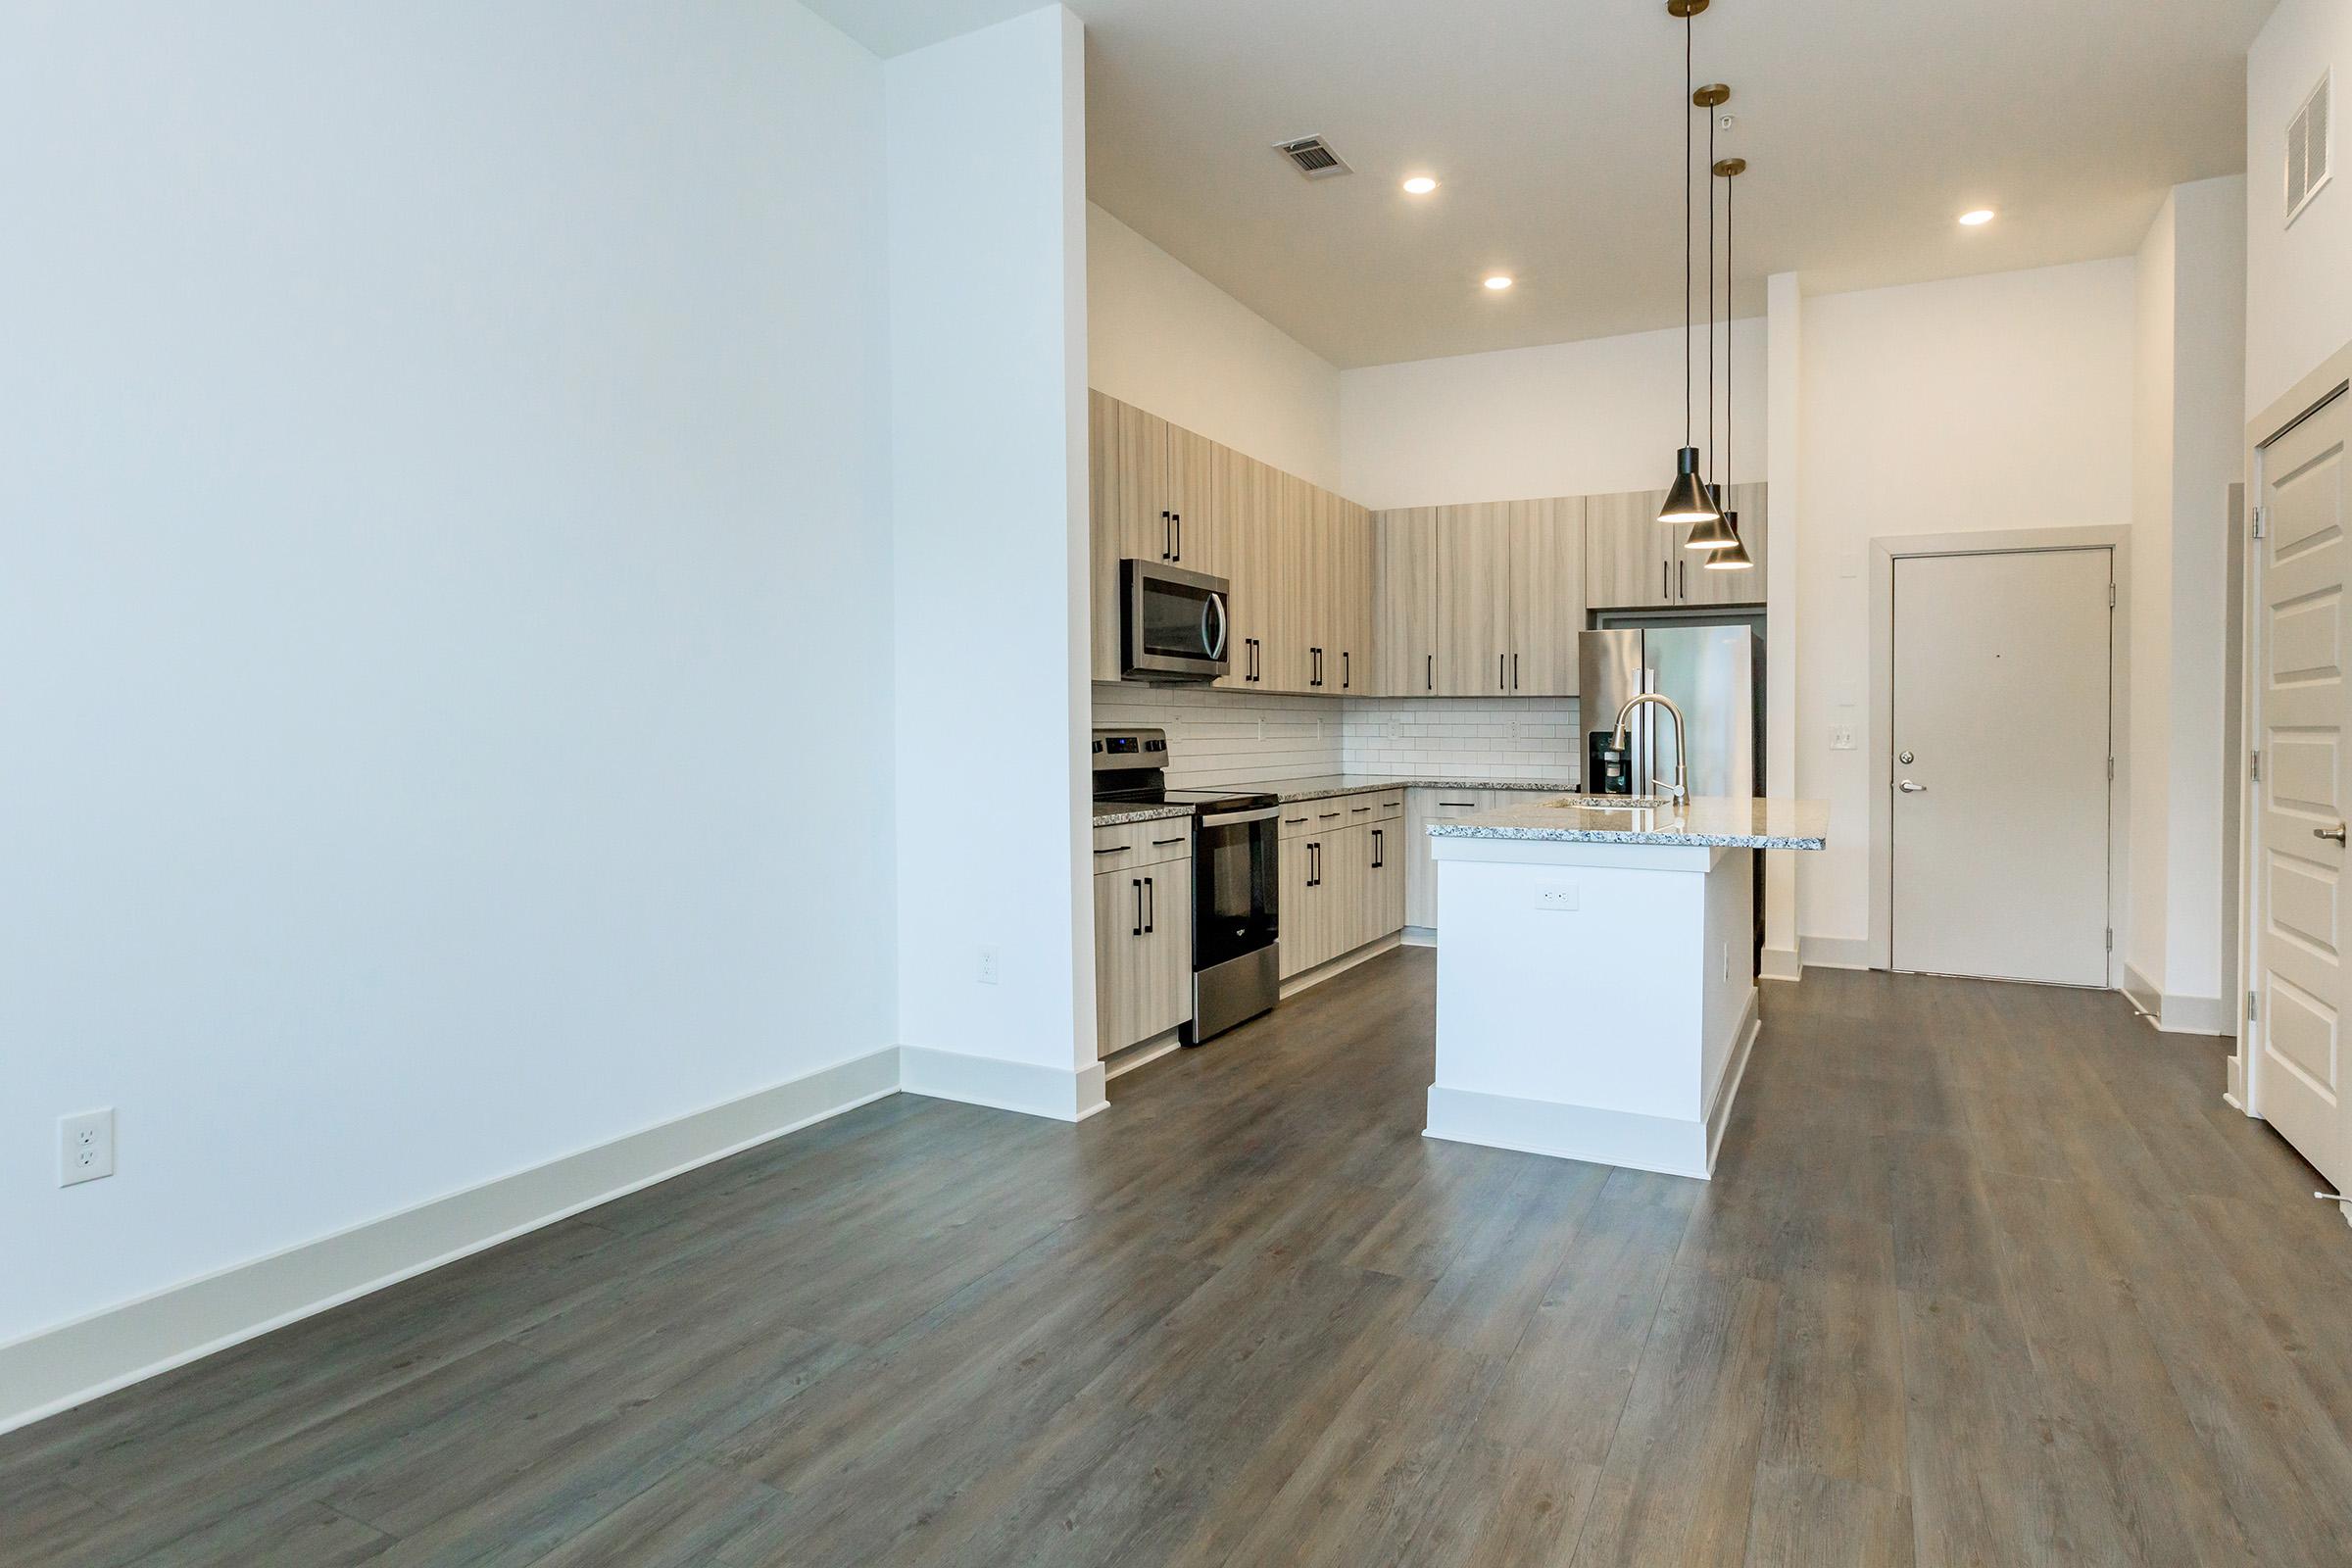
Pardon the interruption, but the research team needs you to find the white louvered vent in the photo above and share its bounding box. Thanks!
[2287,70,2332,226]
[1273,135,1352,180]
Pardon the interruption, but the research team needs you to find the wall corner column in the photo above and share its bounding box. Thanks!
[1762,271,1803,980]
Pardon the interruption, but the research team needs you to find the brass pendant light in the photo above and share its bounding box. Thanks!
[1686,81,1740,551]
[1705,153,1754,571]
[1657,0,1721,525]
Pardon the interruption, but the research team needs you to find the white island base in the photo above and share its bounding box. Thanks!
[1427,835,1759,1180]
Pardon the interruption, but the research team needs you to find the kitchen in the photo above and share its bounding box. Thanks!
[1087,388,1825,1177]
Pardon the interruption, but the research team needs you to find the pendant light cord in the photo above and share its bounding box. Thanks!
[1683,9,1693,449]
[1726,166,1734,494]
[1707,94,1717,486]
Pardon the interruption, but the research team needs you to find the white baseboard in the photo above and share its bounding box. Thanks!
[899,1046,1107,1123]
[1798,934,1874,970]
[2121,966,2231,1036]
[1704,996,1762,1167]
[1759,945,1803,983]
[0,1047,901,1438]
[1279,932,1403,1000]
[1425,1085,1712,1180]
[1400,925,1438,949]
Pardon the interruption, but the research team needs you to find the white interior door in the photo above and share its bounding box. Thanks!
[2251,388,2352,1192]
[1891,548,2113,985]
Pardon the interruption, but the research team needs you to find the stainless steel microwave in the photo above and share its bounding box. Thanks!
[1120,560,1230,682]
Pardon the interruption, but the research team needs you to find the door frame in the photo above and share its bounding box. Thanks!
[1866,526,2131,982]
[2233,341,2352,1118]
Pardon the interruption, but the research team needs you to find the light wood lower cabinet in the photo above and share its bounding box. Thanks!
[1279,811,1406,981]
[1095,857,1191,1057]
[1404,789,1498,931]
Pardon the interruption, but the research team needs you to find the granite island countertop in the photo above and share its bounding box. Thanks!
[1430,795,1830,850]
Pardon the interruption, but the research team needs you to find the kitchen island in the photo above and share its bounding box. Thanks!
[1425,795,1829,1180]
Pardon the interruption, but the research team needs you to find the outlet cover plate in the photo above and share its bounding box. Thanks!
[60,1108,115,1187]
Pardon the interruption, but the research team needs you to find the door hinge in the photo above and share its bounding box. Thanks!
[2252,505,2267,539]
[2108,582,2118,609]
[2107,756,2116,781]
[2104,927,2114,953]
[2248,989,2259,1023]
[2251,748,2262,782]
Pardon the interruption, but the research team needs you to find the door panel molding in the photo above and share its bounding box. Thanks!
[1865,525,2132,983]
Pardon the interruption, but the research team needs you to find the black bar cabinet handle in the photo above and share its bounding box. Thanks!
[1513,653,1520,690]
[1426,653,1433,692]
[1373,829,1384,868]
[1145,876,1154,933]
[1171,514,1181,560]
[1132,879,1144,936]
[1343,651,1350,689]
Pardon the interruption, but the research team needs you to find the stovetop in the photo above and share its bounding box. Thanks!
[1094,784,1279,815]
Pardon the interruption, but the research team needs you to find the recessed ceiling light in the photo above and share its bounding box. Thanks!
[1958,208,1996,226]
[1402,175,1439,195]
[1483,274,1514,291]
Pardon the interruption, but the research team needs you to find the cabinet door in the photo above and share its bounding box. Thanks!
[1213,446,1273,691]
[1264,472,1319,692]
[1374,508,1437,697]
[1680,480,1767,607]
[1323,824,1366,958]
[1433,503,1513,695]
[1332,498,1373,695]
[1363,821,1404,942]
[1087,392,1125,682]
[1113,401,1174,562]
[1584,490,1673,610]
[1165,423,1221,577]
[1407,790,1493,932]
[1094,864,1190,1057]
[1506,497,1585,696]
[1278,835,1322,979]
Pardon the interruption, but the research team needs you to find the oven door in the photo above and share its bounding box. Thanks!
[1122,560,1230,682]
[1193,806,1278,967]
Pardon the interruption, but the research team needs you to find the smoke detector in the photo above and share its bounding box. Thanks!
[1273,136,1353,180]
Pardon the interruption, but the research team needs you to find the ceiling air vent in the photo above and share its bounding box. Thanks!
[2286,70,2332,226]
[1274,135,1352,180]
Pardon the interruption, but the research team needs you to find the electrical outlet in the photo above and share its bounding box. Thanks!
[60,1108,115,1188]
[977,946,1001,986]
[1831,725,1857,752]
[1534,883,1581,912]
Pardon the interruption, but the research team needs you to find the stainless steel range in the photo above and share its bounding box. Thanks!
[1092,727,1279,1044]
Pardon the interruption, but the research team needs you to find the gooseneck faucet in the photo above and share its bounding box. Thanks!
[1611,693,1689,808]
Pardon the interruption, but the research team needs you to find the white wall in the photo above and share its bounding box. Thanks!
[1340,320,1768,511]
[2131,196,2180,996]
[888,8,1100,1113]
[0,1,896,1346]
[1793,260,2137,952]
[2247,0,2352,417]
[1087,204,1344,492]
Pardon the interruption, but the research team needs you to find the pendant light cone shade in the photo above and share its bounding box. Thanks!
[1660,448,1719,522]
[1702,514,1753,569]
[1686,508,1740,549]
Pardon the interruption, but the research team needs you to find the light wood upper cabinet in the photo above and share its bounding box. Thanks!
[1263,470,1317,692]
[1088,392,1128,682]
[1095,859,1192,1057]
[1680,481,1767,608]
[1165,423,1220,576]
[1585,488,1674,610]
[1332,497,1373,694]
[1213,445,1274,690]
[1373,508,1437,696]
[1506,497,1585,696]
[1433,502,1513,694]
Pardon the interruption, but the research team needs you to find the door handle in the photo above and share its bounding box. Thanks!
[1898,780,1928,794]
[2318,824,2348,845]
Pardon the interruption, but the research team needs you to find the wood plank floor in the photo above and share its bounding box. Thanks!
[8,951,2352,1566]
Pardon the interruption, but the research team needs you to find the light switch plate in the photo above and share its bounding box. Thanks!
[60,1108,115,1187]
[1831,726,1857,752]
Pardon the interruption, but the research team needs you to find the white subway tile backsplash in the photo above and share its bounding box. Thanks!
[1091,684,1583,788]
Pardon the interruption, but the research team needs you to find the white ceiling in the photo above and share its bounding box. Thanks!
[807,0,2273,368]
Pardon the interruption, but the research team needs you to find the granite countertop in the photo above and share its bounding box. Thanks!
[1430,795,1831,850]
[1243,774,1579,805]
[1091,802,1193,827]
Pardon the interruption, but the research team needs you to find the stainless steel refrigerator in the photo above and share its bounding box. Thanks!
[1579,627,1763,801]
